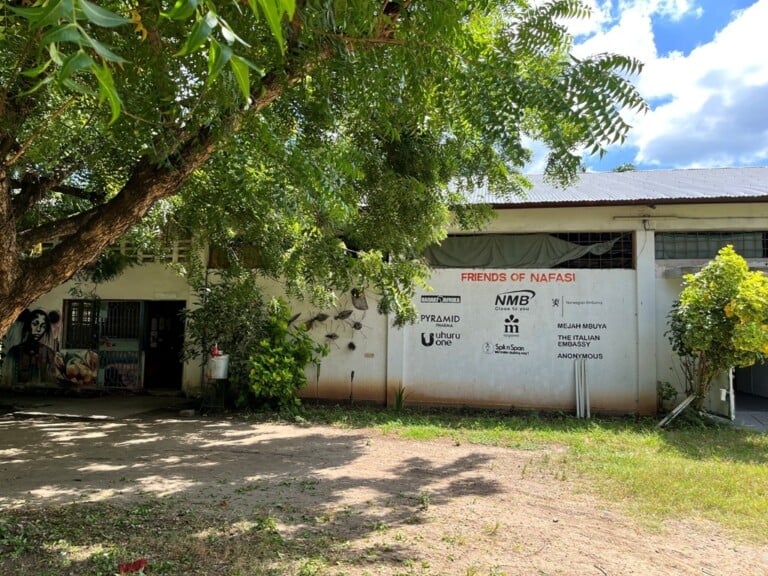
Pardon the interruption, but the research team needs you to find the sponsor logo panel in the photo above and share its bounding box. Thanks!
[420,295,461,304]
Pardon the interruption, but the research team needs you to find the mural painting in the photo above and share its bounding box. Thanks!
[1,309,99,388]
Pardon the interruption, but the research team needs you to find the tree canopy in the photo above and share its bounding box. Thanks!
[0,0,646,337]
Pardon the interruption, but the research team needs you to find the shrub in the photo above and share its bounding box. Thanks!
[245,299,328,413]
[667,245,768,410]
[182,269,269,392]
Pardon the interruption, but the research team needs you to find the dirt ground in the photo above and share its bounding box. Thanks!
[1,412,767,575]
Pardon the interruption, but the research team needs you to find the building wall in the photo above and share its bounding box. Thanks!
[253,278,390,404]
[10,262,199,394]
[12,200,768,413]
[394,269,640,412]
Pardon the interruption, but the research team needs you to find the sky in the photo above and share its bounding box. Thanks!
[528,0,768,172]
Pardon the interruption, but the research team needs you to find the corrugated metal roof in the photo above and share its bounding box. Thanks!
[467,167,768,207]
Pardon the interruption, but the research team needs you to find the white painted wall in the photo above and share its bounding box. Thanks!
[18,201,768,414]
[30,262,199,393]
[395,269,639,411]
[253,277,390,404]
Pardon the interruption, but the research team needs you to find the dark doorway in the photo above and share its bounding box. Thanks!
[143,301,185,390]
[735,362,768,412]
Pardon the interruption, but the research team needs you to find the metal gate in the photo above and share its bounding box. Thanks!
[99,301,142,389]
[63,300,143,389]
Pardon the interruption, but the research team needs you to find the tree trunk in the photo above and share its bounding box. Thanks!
[0,132,219,339]
[0,166,24,339]
[0,66,310,340]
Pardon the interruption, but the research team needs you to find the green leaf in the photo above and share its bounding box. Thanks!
[7,5,48,20]
[90,62,122,124]
[219,17,250,46]
[248,0,286,53]
[41,23,85,46]
[280,0,296,17]
[229,55,264,100]
[163,0,200,20]
[18,75,54,97]
[230,55,251,100]
[207,39,233,83]
[48,43,64,65]
[176,11,217,56]
[61,77,95,95]
[77,0,130,27]
[11,0,74,29]
[21,59,53,78]
[60,49,94,81]
[82,32,129,63]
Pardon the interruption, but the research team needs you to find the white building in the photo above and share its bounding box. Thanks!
[6,167,768,417]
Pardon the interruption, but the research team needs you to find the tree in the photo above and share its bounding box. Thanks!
[0,0,646,337]
[666,245,768,410]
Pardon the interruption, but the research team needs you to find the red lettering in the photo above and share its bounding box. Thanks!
[529,272,576,283]
[460,272,507,282]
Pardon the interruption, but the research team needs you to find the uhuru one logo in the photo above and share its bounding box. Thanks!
[494,289,535,311]
[421,331,461,347]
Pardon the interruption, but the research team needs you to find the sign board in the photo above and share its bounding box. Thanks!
[402,269,639,410]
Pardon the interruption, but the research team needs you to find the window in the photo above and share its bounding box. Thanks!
[551,233,634,269]
[102,302,141,339]
[424,232,634,269]
[208,243,263,269]
[655,232,768,260]
[63,300,99,349]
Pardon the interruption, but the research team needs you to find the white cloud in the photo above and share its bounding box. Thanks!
[573,6,657,62]
[570,0,768,168]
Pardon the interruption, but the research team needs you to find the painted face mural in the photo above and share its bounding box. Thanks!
[2,308,66,387]
[29,312,48,341]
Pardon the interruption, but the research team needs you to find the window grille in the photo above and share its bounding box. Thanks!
[655,232,768,260]
[101,350,142,389]
[208,244,263,269]
[36,239,191,263]
[63,300,99,349]
[101,302,141,339]
[424,232,634,269]
[551,232,634,269]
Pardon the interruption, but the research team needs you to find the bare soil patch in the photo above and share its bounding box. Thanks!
[1,413,766,575]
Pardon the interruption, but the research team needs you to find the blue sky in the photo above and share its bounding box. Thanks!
[528,0,768,172]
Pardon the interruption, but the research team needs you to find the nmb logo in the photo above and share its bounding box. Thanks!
[494,289,536,307]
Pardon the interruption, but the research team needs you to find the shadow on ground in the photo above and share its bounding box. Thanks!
[0,412,502,575]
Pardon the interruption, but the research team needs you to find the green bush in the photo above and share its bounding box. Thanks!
[245,300,328,413]
[182,270,268,392]
[667,245,768,410]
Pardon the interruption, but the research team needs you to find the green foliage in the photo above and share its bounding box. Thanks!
[1,0,648,335]
[667,245,768,409]
[245,299,328,413]
[11,0,294,116]
[393,385,409,412]
[656,380,678,413]
[181,269,269,389]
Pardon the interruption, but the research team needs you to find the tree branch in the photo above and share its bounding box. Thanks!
[321,32,407,47]
[2,96,77,169]
[10,163,79,217]
[17,206,101,250]
[7,6,405,323]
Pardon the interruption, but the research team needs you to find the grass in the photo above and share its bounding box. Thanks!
[1,405,766,575]
[301,405,768,539]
